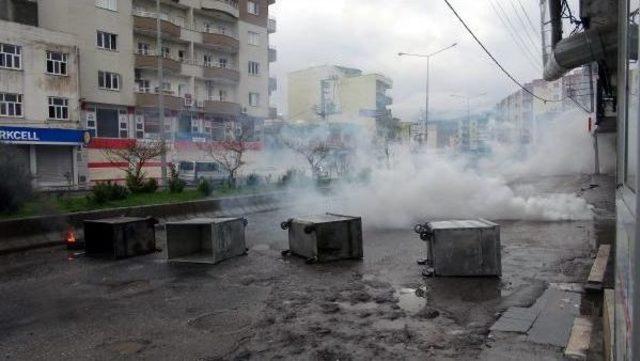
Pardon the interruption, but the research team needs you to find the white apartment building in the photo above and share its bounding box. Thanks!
[0,19,90,189]
[36,0,276,182]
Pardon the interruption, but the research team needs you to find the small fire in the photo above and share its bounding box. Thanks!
[64,227,77,246]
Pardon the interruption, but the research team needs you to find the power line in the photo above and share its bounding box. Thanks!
[492,0,542,67]
[514,0,541,38]
[489,0,542,70]
[508,0,542,50]
[441,0,591,114]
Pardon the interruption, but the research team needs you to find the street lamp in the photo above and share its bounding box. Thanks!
[398,42,457,146]
[450,92,487,123]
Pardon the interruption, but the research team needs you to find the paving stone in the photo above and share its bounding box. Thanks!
[526,288,581,347]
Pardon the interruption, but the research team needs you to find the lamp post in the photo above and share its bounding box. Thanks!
[451,92,486,151]
[399,42,457,146]
[156,0,168,187]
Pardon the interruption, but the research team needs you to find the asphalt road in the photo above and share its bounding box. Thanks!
[0,175,614,361]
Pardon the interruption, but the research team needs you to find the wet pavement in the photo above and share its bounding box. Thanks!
[0,175,614,360]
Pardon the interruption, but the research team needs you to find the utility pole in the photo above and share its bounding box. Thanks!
[156,0,168,187]
[399,42,457,147]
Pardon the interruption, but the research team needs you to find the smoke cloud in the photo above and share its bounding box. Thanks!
[270,110,602,229]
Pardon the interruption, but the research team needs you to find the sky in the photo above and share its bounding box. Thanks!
[269,0,550,122]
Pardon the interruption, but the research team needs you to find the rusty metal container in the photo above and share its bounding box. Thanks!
[84,217,158,259]
[165,217,248,264]
[281,213,363,263]
[415,219,501,277]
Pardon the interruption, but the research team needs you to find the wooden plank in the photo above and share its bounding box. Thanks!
[586,245,611,291]
[603,289,615,361]
[564,316,593,360]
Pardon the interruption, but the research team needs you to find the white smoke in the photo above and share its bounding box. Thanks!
[272,110,601,229]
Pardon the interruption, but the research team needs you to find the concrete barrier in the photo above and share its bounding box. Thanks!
[0,191,289,255]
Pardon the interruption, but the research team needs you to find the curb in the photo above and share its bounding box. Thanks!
[0,191,289,255]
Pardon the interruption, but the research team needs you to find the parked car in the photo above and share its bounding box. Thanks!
[178,161,227,185]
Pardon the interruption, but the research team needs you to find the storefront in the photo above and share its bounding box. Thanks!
[0,126,90,189]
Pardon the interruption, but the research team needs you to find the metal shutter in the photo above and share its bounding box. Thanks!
[36,146,73,186]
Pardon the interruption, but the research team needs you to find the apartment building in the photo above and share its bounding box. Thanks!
[0,19,90,189]
[287,65,393,135]
[36,0,276,182]
[495,68,593,145]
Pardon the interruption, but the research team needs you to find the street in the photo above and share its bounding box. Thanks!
[0,174,614,360]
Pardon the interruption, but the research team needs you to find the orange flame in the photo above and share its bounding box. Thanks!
[65,227,76,245]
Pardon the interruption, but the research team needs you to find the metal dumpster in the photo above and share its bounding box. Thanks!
[414,219,501,277]
[84,217,158,259]
[165,217,248,264]
[281,213,363,263]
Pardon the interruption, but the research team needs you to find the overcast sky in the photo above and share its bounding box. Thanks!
[269,0,552,121]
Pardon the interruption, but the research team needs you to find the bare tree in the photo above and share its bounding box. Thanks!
[199,125,249,187]
[281,136,331,179]
[104,140,167,189]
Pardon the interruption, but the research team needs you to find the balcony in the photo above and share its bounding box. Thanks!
[133,11,181,39]
[134,52,182,74]
[204,99,242,116]
[268,47,277,63]
[267,18,276,33]
[203,65,240,82]
[201,31,239,53]
[200,0,239,18]
[269,77,277,93]
[135,92,184,111]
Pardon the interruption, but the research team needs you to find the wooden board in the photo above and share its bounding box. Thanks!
[603,289,614,361]
[564,316,593,360]
[587,245,611,291]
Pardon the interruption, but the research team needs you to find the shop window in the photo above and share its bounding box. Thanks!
[96,108,120,138]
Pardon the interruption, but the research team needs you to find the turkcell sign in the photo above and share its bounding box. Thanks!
[0,126,90,145]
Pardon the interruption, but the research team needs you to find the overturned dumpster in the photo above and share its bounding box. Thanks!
[415,219,501,277]
[84,217,158,259]
[281,213,363,263]
[166,217,248,264]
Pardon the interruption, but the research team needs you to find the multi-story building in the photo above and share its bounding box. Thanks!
[287,65,393,135]
[495,67,593,145]
[36,0,276,183]
[0,18,90,189]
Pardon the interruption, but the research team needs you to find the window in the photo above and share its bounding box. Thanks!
[249,92,260,107]
[0,93,22,117]
[219,58,227,68]
[96,0,117,11]
[155,82,171,93]
[247,1,259,15]
[48,97,69,120]
[98,71,120,90]
[219,90,228,101]
[248,31,260,46]
[248,61,260,75]
[46,51,68,75]
[137,42,150,55]
[97,31,117,50]
[136,79,150,93]
[178,50,185,61]
[161,47,170,58]
[0,43,21,70]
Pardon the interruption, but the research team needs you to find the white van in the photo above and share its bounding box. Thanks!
[178,161,227,185]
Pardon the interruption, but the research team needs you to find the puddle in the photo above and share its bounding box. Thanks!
[395,288,426,314]
[337,301,378,311]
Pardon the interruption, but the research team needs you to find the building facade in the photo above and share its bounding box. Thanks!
[0,19,90,189]
[287,65,393,135]
[36,0,275,183]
